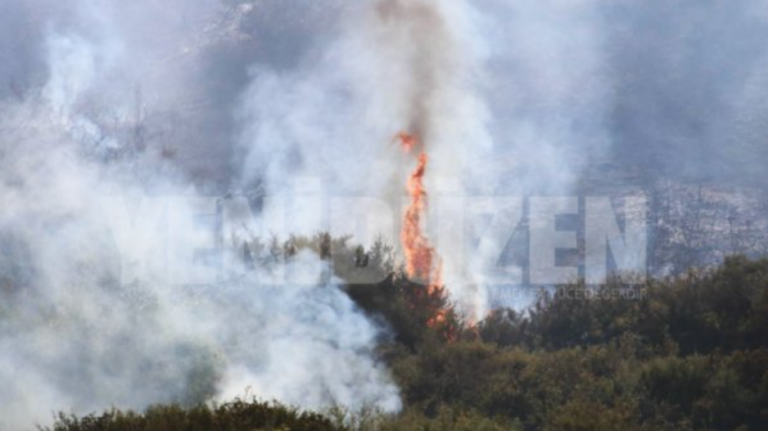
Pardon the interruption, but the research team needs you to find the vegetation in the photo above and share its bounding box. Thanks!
[43,237,768,431]
[46,400,337,431]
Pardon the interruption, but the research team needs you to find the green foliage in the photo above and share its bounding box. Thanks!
[45,399,338,431]
[43,252,768,431]
[375,254,768,431]
[479,256,768,355]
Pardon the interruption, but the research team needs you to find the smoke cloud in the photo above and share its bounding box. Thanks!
[2,0,768,428]
[0,1,401,429]
[237,0,495,318]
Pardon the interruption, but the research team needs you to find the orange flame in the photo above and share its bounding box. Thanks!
[395,131,418,153]
[397,132,442,292]
[395,132,459,339]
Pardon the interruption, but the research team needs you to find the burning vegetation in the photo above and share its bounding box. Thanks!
[4,0,768,429]
[395,131,459,337]
[396,132,442,292]
[38,244,768,431]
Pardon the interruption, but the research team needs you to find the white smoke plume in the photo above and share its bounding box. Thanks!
[234,0,617,318]
[237,0,496,319]
[4,0,768,428]
[0,1,402,429]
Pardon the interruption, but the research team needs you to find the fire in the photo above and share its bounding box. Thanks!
[402,153,434,281]
[393,132,486,341]
[395,132,457,338]
[397,132,442,293]
[394,131,418,153]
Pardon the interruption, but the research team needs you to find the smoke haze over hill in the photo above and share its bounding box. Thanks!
[1,0,768,429]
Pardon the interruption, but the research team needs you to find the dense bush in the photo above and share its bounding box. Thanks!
[42,247,768,431]
[479,255,768,355]
[45,399,337,431]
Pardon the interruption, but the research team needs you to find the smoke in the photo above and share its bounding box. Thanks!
[602,0,768,184]
[3,0,768,428]
[0,1,400,429]
[235,0,768,307]
[237,0,495,318]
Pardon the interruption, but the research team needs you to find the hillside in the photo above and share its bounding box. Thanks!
[39,252,768,431]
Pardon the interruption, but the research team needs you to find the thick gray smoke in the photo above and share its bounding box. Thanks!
[0,1,400,429]
[2,0,768,428]
[237,0,495,318]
